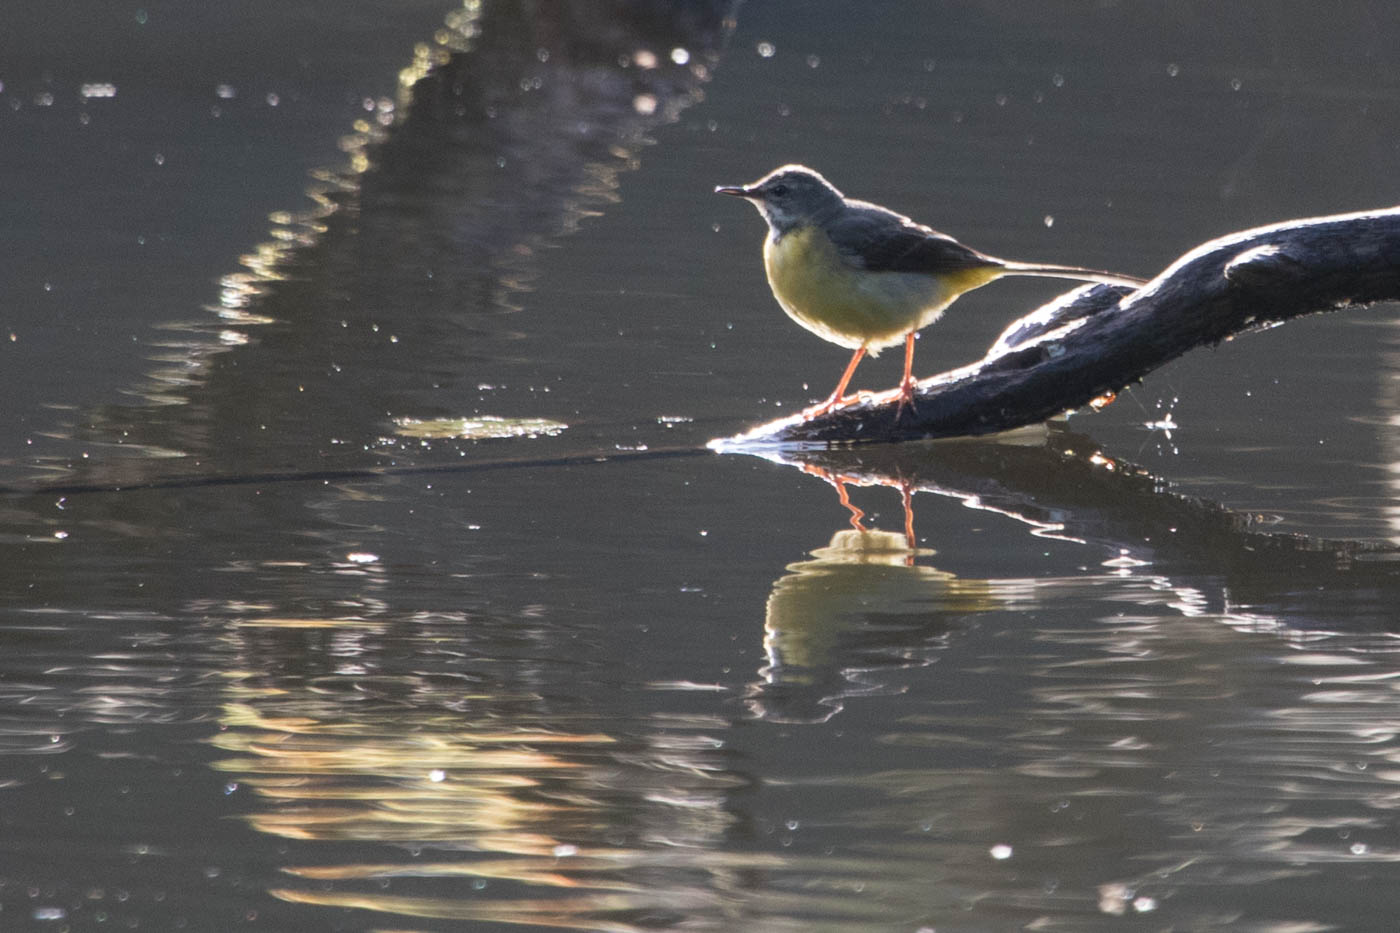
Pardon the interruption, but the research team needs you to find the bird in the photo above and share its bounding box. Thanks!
[715,164,1146,417]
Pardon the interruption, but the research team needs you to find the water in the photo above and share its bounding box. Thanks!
[3,2,1400,930]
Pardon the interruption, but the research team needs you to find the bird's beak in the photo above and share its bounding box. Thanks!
[714,184,755,199]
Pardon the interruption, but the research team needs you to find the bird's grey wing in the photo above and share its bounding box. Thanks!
[825,204,998,275]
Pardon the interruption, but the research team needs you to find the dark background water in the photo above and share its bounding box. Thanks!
[2,2,1400,931]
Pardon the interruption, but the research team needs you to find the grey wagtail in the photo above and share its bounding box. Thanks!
[716,164,1146,416]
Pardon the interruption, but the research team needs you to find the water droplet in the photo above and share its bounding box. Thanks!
[671,47,690,66]
[990,844,1013,860]
[1166,63,1180,77]
[1043,214,1054,228]
[756,41,776,58]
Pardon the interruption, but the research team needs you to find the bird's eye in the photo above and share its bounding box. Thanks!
[769,184,789,197]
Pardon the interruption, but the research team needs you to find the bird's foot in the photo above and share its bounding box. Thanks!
[894,378,919,418]
[801,391,869,420]
[1088,390,1117,411]
[800,398,839,420]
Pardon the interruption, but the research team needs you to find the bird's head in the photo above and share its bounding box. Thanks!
[715,164,845,235]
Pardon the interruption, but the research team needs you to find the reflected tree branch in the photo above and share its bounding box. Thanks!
[40,0,736,490]
[749,426,1400,632]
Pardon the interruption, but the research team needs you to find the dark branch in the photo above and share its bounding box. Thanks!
[713,207,1400,448]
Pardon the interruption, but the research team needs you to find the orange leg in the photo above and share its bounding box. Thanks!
[834,476,868,533]
[804,346,867,417]
[896,331,919,414]
[796,462,869,531]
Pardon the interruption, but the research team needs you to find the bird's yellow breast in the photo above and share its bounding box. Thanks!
[762,225,1000,352]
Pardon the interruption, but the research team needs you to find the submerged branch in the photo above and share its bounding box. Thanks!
[715,206,1400,448]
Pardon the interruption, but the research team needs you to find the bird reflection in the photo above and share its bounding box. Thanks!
[744,423,1400,727]
[795,460,920,551]
[750,467,1010,723]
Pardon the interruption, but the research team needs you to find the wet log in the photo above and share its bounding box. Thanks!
[714,207,1400,448]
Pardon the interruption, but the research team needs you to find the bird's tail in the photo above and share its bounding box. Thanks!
[999,261,1147,288]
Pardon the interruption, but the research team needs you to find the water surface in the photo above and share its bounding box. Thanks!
[3,2,1400,931]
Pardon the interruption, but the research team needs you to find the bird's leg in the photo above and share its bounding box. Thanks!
[895,331,919,415]
[796,462,869,531]
[899,477,916,557]
[804,346,867,418]
[834,476,868,533]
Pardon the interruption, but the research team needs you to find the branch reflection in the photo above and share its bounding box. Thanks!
[42,0,735,489]
[741,424,1400,725]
